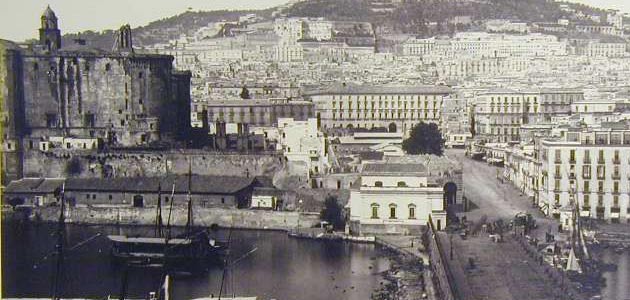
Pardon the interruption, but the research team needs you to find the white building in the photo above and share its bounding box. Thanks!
[473,88,583,142]
[402,32,567,58]
[348,162,447,235]
[306,84,453,135]
[278,118,329,177]
[539,126,630,222]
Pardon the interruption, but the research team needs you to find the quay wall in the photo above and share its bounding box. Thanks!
[425,217,459,300]
[23,150,284,178]
[11,206,321,230]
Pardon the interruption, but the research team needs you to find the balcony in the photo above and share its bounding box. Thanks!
[596,206,605,213]
[612,173,621,180]
[598,158,605,164]
[613,157,621,164]
[611,207,621,213]
[583,157,591,164]
[582,206,591,211]
[569,158,576,164]
[554,157,562,164]
[569,173,576,180]
[554,173,562,179]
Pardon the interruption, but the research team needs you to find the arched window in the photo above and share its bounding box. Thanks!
[374,181,383,187]
[397,181,407,187]
[389,203,397,219]
[408,204,416,219]
[371,203,379,219]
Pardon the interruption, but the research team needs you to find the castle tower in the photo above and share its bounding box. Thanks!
[117,24,134,53]
[39,5,61,51]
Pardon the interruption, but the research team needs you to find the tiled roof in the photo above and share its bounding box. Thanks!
[64,175,255,194]
[4,178,65,194]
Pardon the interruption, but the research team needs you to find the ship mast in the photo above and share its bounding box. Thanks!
[185,159,193,237]
[156,182,163,238]
[51,183,66,300]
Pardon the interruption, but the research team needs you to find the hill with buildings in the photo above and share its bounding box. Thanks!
[59,0,620,49]
[61,9,272,49]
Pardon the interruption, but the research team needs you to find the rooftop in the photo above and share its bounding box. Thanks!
[305,84,453,96]
[362,163,427,175]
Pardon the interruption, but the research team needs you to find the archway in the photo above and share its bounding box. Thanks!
[388,122,397,133]
[443,182,457,206]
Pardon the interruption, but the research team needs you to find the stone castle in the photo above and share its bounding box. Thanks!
[1,6,192,183]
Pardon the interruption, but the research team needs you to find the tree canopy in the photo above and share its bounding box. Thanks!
[240,87,251,99]
[402,122,444,156]
[320,195,345,230]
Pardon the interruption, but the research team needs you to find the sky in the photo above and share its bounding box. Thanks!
[0,0,629,42]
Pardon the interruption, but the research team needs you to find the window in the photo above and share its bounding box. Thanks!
[371,204,379,219]
[583,165,591,178]
[597,165,605,179]
[598,150,605,163]
[613,195,619,207]
[584,181,590,192]
[374,181,383,187]
[584,195,590,207]
[554,194,560,205]
[397,181,407,187]
[46,114,57,128]
[389,204,397,219]
[613,181,619,193]
[408,205,416,219]
[598,181,604,193]
[555,150,561,162]
[109,195,113,200]
[105,63,111,71]
[570,150,575,162]
[598,195,603,207]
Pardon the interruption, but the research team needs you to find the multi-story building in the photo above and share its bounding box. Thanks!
[402,32,567,58]
[575,25,624,37]
[196,98,314,129]
[539,125,630,222]
[348,161,447,235]
[576,40,627,57]
[277,118,329,178]
[306,84,453,135]
[473,88,583,142]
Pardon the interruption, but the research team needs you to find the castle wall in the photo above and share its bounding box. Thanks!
[21,54,179,147]
[23,150,284,179]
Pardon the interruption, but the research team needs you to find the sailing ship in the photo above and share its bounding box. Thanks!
[108,165,225,272]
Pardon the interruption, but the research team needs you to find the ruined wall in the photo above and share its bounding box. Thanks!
[23,150,284,179]
[28,206,321,230]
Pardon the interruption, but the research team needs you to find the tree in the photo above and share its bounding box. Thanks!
[320,195,345,230]
[66,157,83,177]
[240,87,251,99]
[402,122,445,156]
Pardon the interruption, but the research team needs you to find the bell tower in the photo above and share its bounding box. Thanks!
[117,24,134,53]
[39,5,61,51]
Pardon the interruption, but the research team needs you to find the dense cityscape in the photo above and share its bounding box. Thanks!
[2,0,630,299]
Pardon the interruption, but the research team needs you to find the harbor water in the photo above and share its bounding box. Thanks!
[2,221,390,300]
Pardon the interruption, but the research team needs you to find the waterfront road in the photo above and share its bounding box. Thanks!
[447,149,559,241]
[443,149,564,300]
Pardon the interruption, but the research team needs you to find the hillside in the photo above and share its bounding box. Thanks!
[282,0,577,35]
[61,0,618,49]
[61,9,273,49]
